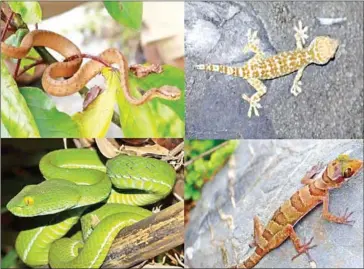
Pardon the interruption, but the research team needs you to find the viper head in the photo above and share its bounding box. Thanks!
[324,154,363,188]
[6,180,80,217]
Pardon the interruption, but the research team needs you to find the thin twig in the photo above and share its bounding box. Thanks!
[64,53,111,67]
[16,59,45,78]
[1,11,13,41]
[184,141,230,166]
[24,56,40,61]
[13,59,21,77]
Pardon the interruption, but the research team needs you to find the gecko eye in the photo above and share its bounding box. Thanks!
[343,168,352,178]
[24,196,34,206]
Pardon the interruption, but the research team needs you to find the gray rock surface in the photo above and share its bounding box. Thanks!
[185,1,364,139]
[185,140,363,268]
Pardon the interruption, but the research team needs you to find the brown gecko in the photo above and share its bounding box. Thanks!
[233,154,363,268]
[195,21,339,117]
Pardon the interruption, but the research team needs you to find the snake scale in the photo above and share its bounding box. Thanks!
[1,30,181,104]
[6,148,176,268]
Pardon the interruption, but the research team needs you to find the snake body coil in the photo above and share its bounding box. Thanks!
[7,148,176,268]
[1,30,181,103]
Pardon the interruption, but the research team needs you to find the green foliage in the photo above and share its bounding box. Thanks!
[8,2,42,24]
[104,1,143,30]
[72,68,117,137]
[1,55,40,138]
[185,140,239,201]
[20,87,81,138]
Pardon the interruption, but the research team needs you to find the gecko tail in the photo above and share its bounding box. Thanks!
[194,64,241,77]
[194,64,207,70]
[236,251,265,269]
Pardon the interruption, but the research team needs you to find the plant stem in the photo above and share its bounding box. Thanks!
[64,53,111,67]
[184,141,231,167]
[1,11,13,41]
[16,59,44,78]
[14,59,21,77]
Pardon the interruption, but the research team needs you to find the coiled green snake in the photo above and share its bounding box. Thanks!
[6,148,176,268]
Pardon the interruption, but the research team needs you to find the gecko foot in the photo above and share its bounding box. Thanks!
[243,29,260,54]
[290,81,303,96]
[293,20,309,46]
[248,237,257,248]
[291,237,317,261]
[337,208,355,225]
[306,162,325,178]
[242,94,262,117]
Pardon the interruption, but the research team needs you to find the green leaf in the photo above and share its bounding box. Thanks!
[72,68,117,137]
[1,55,40,138]
[8,2,42,24]
[184,140,239,202]
[132,65,185,121]
[104,1,143,30]
[127,65,185,137]
[1,121,11,138]
[19,87,81,138]
[116,72,158,137]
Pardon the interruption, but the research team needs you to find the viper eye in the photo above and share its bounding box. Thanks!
[24,196,34,206]
[343,168,352,178]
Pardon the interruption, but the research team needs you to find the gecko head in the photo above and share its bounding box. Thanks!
[325,154,363,186]
[309,36,339,65]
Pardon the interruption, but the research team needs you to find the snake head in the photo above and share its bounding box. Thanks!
[309,36,339,65]
[156,85,181,100]
[7,180,80,217]
[325,154,363,187]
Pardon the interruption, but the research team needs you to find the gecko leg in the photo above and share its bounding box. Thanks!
[242,78,267,117]
[243,29,264,64]
[321,194,355,225]
[249,216,265,248]
[293,20,309,50]
[290,67,306,96]
[301,162,325,185]
[284,225,317,261]
[265,224,316,262]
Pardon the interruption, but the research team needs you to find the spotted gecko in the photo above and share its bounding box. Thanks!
[195,21,339,117]
[233,154,363,268]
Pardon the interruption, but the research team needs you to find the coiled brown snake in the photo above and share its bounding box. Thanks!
[1,30,181,105]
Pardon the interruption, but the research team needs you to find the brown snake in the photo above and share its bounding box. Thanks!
[1,30,181,105]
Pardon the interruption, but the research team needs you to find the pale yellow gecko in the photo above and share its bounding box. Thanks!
[195,21,339,117]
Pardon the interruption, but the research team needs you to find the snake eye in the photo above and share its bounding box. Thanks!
[24,196,34,206]
[343,168,352,178]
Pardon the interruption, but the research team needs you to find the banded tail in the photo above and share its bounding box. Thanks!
[236,249,266,268]
[195,64,243,77]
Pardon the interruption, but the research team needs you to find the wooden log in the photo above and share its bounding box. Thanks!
[102,201,184,268]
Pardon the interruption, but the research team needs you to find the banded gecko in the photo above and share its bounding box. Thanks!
[233,154,363,268]
[195,21,339,117]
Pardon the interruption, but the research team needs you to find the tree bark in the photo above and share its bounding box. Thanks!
[102,201,184,268]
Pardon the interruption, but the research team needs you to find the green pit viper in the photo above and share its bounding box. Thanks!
[6,148,176,268]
